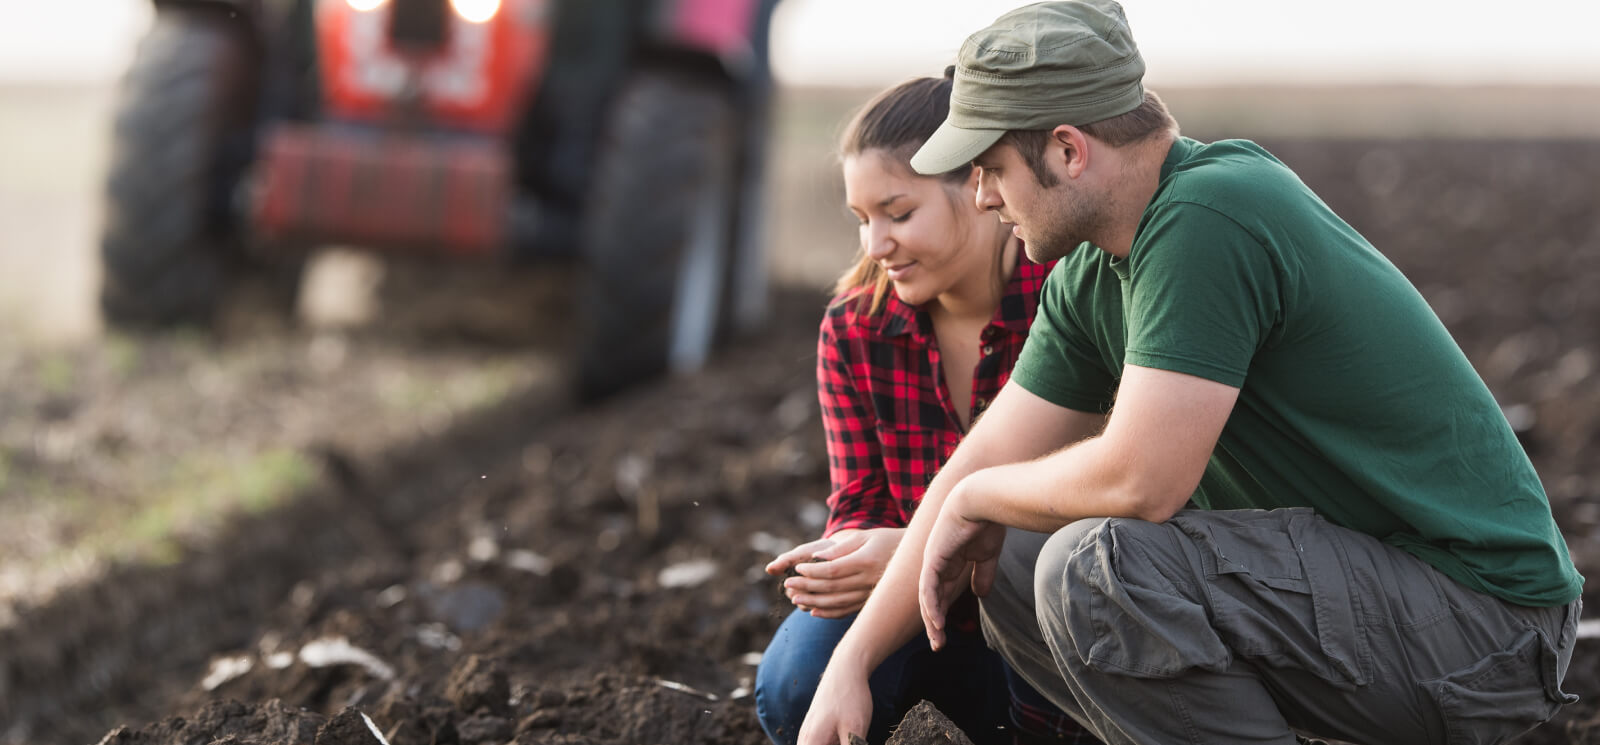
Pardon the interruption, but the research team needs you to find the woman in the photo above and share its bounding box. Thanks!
[753,72,1096,745]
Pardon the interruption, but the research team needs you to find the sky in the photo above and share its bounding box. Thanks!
[770,0,1600,86]
[3,0,1599,86]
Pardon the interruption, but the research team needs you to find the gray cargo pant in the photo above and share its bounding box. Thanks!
[979,508,1580,745]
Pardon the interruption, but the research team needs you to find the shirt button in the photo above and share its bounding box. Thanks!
[981,345,994,356]
[975,397,988,410]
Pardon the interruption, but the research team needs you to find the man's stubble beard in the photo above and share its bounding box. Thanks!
[1022,179,1107,263]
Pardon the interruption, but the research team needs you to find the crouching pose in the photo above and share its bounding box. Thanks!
[799,3,1583,745]
[755,72,1096,745]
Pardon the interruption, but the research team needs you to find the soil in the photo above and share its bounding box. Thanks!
[0,301,561,621]
[2,137,1598,745]
[885,703,974,745]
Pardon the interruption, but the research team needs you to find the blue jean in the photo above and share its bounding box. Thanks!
[755,608,1014,745]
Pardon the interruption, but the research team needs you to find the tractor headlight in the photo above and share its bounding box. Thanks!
[449,0,501,23]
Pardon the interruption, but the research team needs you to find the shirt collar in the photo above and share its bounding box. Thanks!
[1159,136,1198,185]
[874,290,918,338]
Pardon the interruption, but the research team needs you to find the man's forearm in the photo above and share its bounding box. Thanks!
[951,364,1236,531]
[958,433,1193,530]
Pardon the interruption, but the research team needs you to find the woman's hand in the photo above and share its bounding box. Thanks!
[765,527,906,618]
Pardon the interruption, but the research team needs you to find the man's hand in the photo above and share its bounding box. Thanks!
[918,485,1007,650]
[796,664,873,745]
[766,528,905,618]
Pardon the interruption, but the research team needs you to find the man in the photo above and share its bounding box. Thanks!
[797,2,1584,744]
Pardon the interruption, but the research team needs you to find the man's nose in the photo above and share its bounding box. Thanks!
[975,176,1003,212]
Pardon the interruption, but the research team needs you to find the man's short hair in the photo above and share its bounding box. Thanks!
[1001,90,1179,187]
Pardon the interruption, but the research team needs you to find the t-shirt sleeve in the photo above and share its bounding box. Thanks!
[1124,202,1281,388]
[1010,261,1119,414]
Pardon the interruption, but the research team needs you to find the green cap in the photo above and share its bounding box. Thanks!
[911,0,1146,175]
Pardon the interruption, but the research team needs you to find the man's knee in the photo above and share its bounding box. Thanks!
[1033,517,1111,615]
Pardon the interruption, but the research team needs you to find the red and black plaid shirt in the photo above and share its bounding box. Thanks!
[817,257,1054,537]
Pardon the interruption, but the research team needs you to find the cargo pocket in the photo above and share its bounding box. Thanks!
[1064,518,1233,679]
[1421,627,1574,745]
[1174,509,1371,689]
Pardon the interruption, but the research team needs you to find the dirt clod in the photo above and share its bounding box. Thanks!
[94,700,327,745]
[886,701,975,745]
[314,709,385,745]
[454,714,515,744]
[445,655,511,717]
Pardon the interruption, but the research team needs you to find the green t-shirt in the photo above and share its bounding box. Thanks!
[1012,136,1582,607]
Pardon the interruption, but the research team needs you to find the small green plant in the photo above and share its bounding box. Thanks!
[37,354,76,396]
[88,448,318,566]
[104,335,144,377]
[235,449,317,514]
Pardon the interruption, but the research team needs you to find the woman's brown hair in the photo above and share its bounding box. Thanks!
[832,68,972,315]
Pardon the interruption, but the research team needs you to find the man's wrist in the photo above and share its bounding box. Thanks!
[947,472,989,524]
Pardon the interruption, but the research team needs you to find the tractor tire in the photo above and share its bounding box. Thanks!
[574,70,739,400]
[99,8,260,328]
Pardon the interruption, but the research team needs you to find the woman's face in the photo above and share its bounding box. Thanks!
[843,150,996,308]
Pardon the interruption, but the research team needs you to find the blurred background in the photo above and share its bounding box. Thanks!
[4,0,1599,341]
[2,2,1598,743]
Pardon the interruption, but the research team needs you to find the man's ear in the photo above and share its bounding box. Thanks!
[951,163,983,206]
[1051,124,1091,179]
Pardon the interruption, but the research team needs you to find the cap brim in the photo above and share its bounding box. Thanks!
[910,121,1005,175]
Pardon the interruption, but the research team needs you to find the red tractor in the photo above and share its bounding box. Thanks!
[100,0,778,398]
